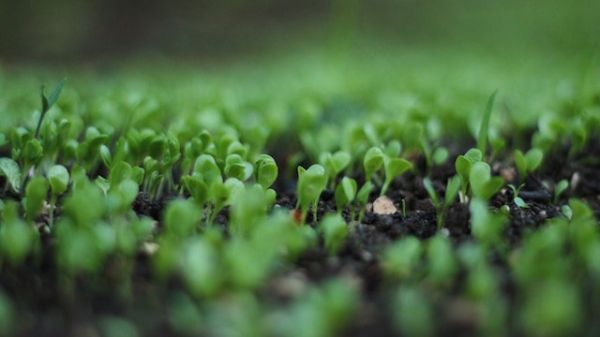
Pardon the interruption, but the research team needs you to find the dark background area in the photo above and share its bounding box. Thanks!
[0,0,598,64]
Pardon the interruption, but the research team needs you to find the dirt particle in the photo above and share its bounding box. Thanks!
[373,196,397,215]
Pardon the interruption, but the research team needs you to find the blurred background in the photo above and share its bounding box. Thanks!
[0,0,598,65]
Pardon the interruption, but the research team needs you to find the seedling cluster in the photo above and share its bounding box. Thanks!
[1,53,599,337]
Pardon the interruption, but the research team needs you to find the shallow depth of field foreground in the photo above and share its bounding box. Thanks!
[1,1,600,336]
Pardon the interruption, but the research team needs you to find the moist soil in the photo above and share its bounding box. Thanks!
[1,140,600,337]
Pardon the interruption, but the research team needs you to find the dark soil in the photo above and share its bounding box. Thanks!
[2,140,600,337]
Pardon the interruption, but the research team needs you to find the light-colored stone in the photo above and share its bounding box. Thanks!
[373,196,397,215]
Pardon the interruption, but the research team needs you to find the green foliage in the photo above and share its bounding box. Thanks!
[381,236,422,279]
[477,90,497,155]
[381,157,412,196]
[363,147,385,182]
[469,162,504,200]
[48,165,70,196]
[392,287,434,337]
[255,154,278,189]
[296,164,328,223]
[514,148,544,182]
[334,176,357,213]
[320,151,351,186]
[0,158,21,193]
[319,214,348,255]
[426,234,457,285]
[423,175,461,229]
[23,177,48,221]
[553,179,569,204]
[470,198,507,247]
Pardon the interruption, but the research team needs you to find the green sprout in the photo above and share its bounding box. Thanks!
[334,176,357,214]
[508,184,528,209]
[381,236,422,280]
[0,158,21,193]
[553,179,569,204]
[355,181,374,222]
[320,151,351,188]
[319,214,348,255]
[476,90,498,156]
[363,146,385,184]
[296,164,328,224]
[36,79,66,138]
[254,154,278,189]
[469,162,504,201]
[423,175,461,229]
[23,176,48,222]
[455,148,483,202]
[514,148,544,183]
[47,165,70,226]
[392,287,434,337]
[470,198,507,247]
[381,156,412,196]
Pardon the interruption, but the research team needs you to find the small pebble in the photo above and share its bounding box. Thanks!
[440,228,450,237]
[571,172,581,191]
[373,196,397,215]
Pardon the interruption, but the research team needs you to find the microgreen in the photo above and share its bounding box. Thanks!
[469,162,504,201]
[254,154,278,189]
[319,214,348,255]
[381,156,412,196]
[0,158,21,193]
[514,148,544,183]
[296,164,328,224]
[334,176,357,213]
[363,146,385,183]
[508,184,528,209]
[320,151,351,188]
[423,175,461,229]
[477,90,498,156]
[382,236,422,280]
[36,79,66,138]
[553,179,569,204]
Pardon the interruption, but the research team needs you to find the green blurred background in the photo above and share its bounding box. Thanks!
[0,0,598,65]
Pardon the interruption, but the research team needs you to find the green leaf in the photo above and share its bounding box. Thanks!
[47,165,70,196]
[477,90,498,155]
[255,154,278,189]
[335,177,357,211]
[554,179,569,203]
[514,149,527,181]
[319,214,348,255]
[422,177,439,208]
[224,154,253,181]
[525,148,544,173]
[363,147,385,181]
[296,164,327,216]
[356,181,374,205]
[381,157,412,195]
[23,139,43,165]
[470,162,503,200]
[45,79,66,111]
[432,147,449,165]
[23,177,49,221]
[444,175,461,207]
[0,158,22,192]
[193,154,222,185]
[163,199,201,237]
[182,175,209,206]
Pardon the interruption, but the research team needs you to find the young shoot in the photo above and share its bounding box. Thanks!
[254,154,278,189]
[334,176,357,214]
[363,146,385,184]
[319,214,348,255]
[320,151,351,188]
[296,164,328,224]
[381,236,422,280]
[0,158,21,194]
[455,148,483,202]
[476,90,498,156]
[469,162,504,201]
[36,79,66,139]
[47,165,70,226]
[423,175,461,229]
[514,148,544,183]
[381,156,412,196]
[553,179,569,204]
[508,184,528,209]
[355,181,374,222]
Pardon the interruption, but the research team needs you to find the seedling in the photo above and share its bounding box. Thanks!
[296,164,328,224]
[553,179,568,204]
[381,156,412,196]
[363,146,385,184]
[320,151,351,188]
[423,175,461,229]
[334,176,357,213]
[23,177,48,222]
[476,90,498,156]
[47,165,70,226]
[426,234,457,285]
[319,214,348,255]
[508,184,528,209]
[514,148,544,183]
[355,181,374,222]
[469,162,504,201]
[36,79,66,138]
[455,148,483,202]
[254,154,278,189]
[470,198,506,247]
[0,158,21,193]
[381,236,422,279]
[393,287,434,337]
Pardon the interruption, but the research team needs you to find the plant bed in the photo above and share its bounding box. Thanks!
[1,56,600,337]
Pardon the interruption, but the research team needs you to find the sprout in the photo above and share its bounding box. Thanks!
[23,176,48,222]
[255,154,278,189]
[381,157,412,196]
[163,199,201,238]
[476,90,498,156]
[334,176,357,213]
[469,162,504,201]
[225,154,254,181]
[455,148,483,201]
[470,198,506,247]
[381,236,422,279]
[36,79,66,138]
[363,146,385,183]
[296,164,328,224]
[514,148,544,183]
[553,179,569,204]
[0,201,36,265]
[47,165,70,226]
[423,175,461,229]
[508,184,528,209]
[355,181,374,222]
[0,158,21,193]
[426,234,457,285]
[319,214,348,255]
[392,287,434,337]
[320,151,351,188]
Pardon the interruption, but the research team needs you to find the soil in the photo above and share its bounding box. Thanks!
[2,140,600,337]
